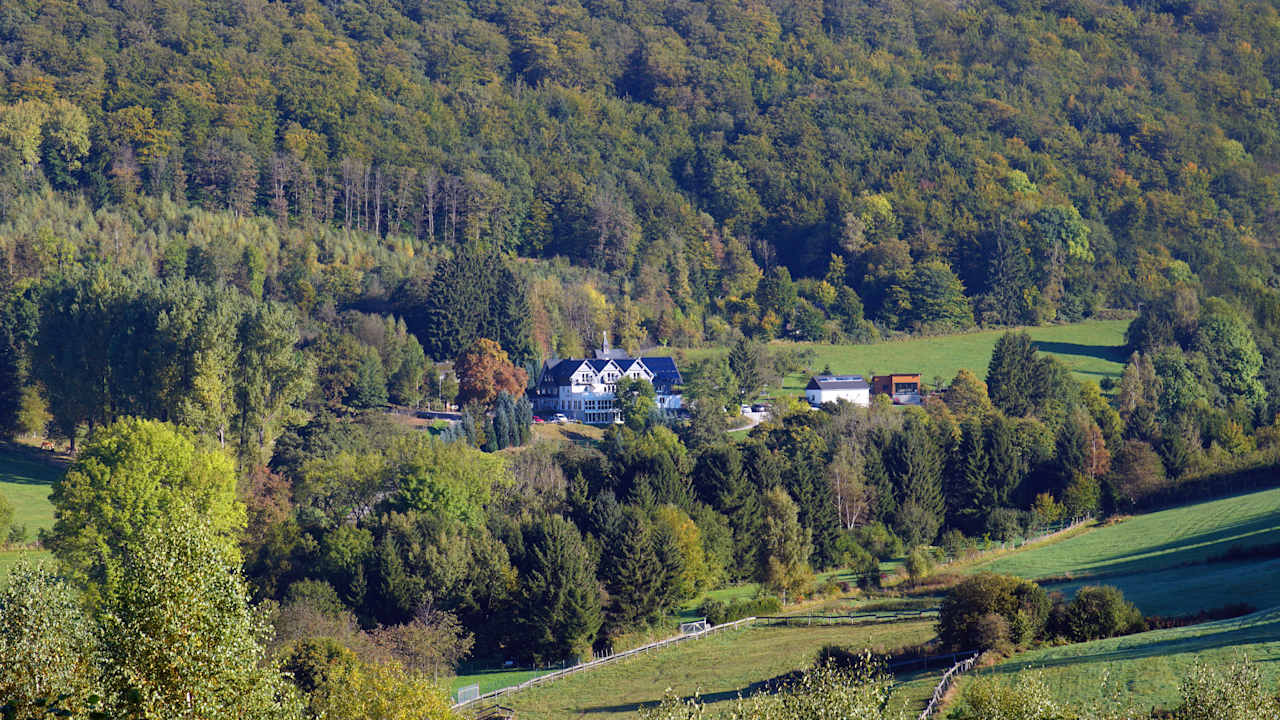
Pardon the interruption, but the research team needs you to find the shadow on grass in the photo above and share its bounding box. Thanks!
[1032,341,1128,364]
[0,442,66,485]
[985,608,1280,678]
[1045,510,1280,578]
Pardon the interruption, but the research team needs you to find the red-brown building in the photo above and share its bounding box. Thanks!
[871,374,921,403]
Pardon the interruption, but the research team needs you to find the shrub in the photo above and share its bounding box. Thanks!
[950,674,1070,720]
[938,573,1049,650]
[851,522,903,560]
[940,529,974,559]
[985,508,1028,542]
[1061,586,1145,641]
[700,595,782,626]
[1173,659,1280,720]
[904,546,935,583]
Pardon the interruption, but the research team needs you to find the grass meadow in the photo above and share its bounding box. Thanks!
[679,318,1131,396]
[497,621,939,719]
[948,607,1280,715]
[965,486,1280,616]
[0,443,63,584]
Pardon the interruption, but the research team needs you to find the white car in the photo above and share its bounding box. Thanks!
[553,413,569,424]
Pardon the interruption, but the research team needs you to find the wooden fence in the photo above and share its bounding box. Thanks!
[917,652,980,720]
[452,616,758,710]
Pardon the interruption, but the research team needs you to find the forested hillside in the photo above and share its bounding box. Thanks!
[3,0,1280,353]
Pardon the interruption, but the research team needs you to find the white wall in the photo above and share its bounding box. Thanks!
[806,388,869,407]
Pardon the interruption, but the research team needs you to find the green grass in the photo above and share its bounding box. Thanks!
[0,443,63,536]
[681,318,1131,396]
[451,667,562,697]
[501,621,939,719]
[950,606,1280,714]
[966,486,1280,615]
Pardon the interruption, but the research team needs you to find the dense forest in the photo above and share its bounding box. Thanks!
[4,0,1280,717]
[3,0,1280,351]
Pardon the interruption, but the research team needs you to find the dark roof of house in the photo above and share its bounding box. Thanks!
[806,375,869,391]
[543,359,587,384]
[587,359,615,373]
[641,356,682,385]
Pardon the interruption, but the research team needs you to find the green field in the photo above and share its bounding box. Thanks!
[966,487,1280,616]
[0,443,63,537]
[949,606,1280,715]
[972,487,1280,580]
[681,318,1131,396]
[500,621,939,719]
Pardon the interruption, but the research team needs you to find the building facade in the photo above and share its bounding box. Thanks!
[804,375,871,407]
[871,373,922,404]
[532,353,683,424]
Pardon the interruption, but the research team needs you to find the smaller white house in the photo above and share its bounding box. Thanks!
[805,375,870,407]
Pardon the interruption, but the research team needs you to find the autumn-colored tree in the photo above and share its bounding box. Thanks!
[454,338,528,407]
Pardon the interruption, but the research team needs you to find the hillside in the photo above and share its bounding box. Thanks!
[5,0,1280,363]
[967,486,1280,615]
[949,606,1280,715]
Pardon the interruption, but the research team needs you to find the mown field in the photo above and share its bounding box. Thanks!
[498,621,939,720]
[948,607,1280,715]
[0,443,62,535]
[680,318,1131,396]
[0,443,63,583]
[966,486,1280,616]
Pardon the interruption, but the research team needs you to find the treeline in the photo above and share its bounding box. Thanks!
[5,0,1280,354]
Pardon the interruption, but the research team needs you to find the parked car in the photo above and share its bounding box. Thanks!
[553,413,569,424]
[532,416,545,424]
[751,403,769,412]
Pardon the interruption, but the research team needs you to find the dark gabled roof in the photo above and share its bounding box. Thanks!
[544,358,588,384]
[641,356,682,385]
[587,359,615,373]
[806,375,869,391]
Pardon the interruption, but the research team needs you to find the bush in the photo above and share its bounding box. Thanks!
[1174,659,1280,720]
[1060,586,1145,642]
[938,573,1049,650]
[940,529,974,559]
[904,546,935,583]
[851,522,903,560]
[950,674,1069,720]
[700,595,782,626]
[985,507,1028,542]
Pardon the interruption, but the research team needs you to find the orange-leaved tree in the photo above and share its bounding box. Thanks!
[454,338,528,406]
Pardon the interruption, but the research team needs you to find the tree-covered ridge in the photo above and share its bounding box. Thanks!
[3,0,1280,349]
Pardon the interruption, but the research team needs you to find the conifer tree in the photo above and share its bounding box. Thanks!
[986,331,1038,417]
[515,516,602,663]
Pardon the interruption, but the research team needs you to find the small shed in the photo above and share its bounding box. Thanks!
[805,375,870,407]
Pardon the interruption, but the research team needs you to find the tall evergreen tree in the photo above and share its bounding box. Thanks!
[515,516,602,663]
[987,331,1038,417]
[887,415,944,547]
[600,507,662,631]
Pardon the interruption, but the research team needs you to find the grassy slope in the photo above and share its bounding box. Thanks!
[0,444,63,582]
[949,607,1280,714]
[681,319,1130,396]
[500,622,938,720]
[964,487,1280,616]
[0,443,63,535]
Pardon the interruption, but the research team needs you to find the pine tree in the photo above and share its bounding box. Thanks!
[947,417,990,534]
[888,416,944,547]
[601,508,662,629]
[987,331,1038,417]
[727,337,763,403]
[515,516,602,663]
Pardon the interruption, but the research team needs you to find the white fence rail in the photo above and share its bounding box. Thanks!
[452,616,758,710]
[917,652,980,720]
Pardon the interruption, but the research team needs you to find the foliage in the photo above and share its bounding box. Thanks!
[96,515,302,719]
[454,338,528,407]
[1173,659,1280,720]
[46,417,245,596]
[0,559,98,719]
[757,487,813,602]
[1055,585,1145,642]
[938,574,1050,650]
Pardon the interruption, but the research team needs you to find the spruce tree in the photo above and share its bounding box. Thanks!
[987,331,1037,417]
[515,516,602,663]
[601,508,662,629]
[888,416,945,547]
